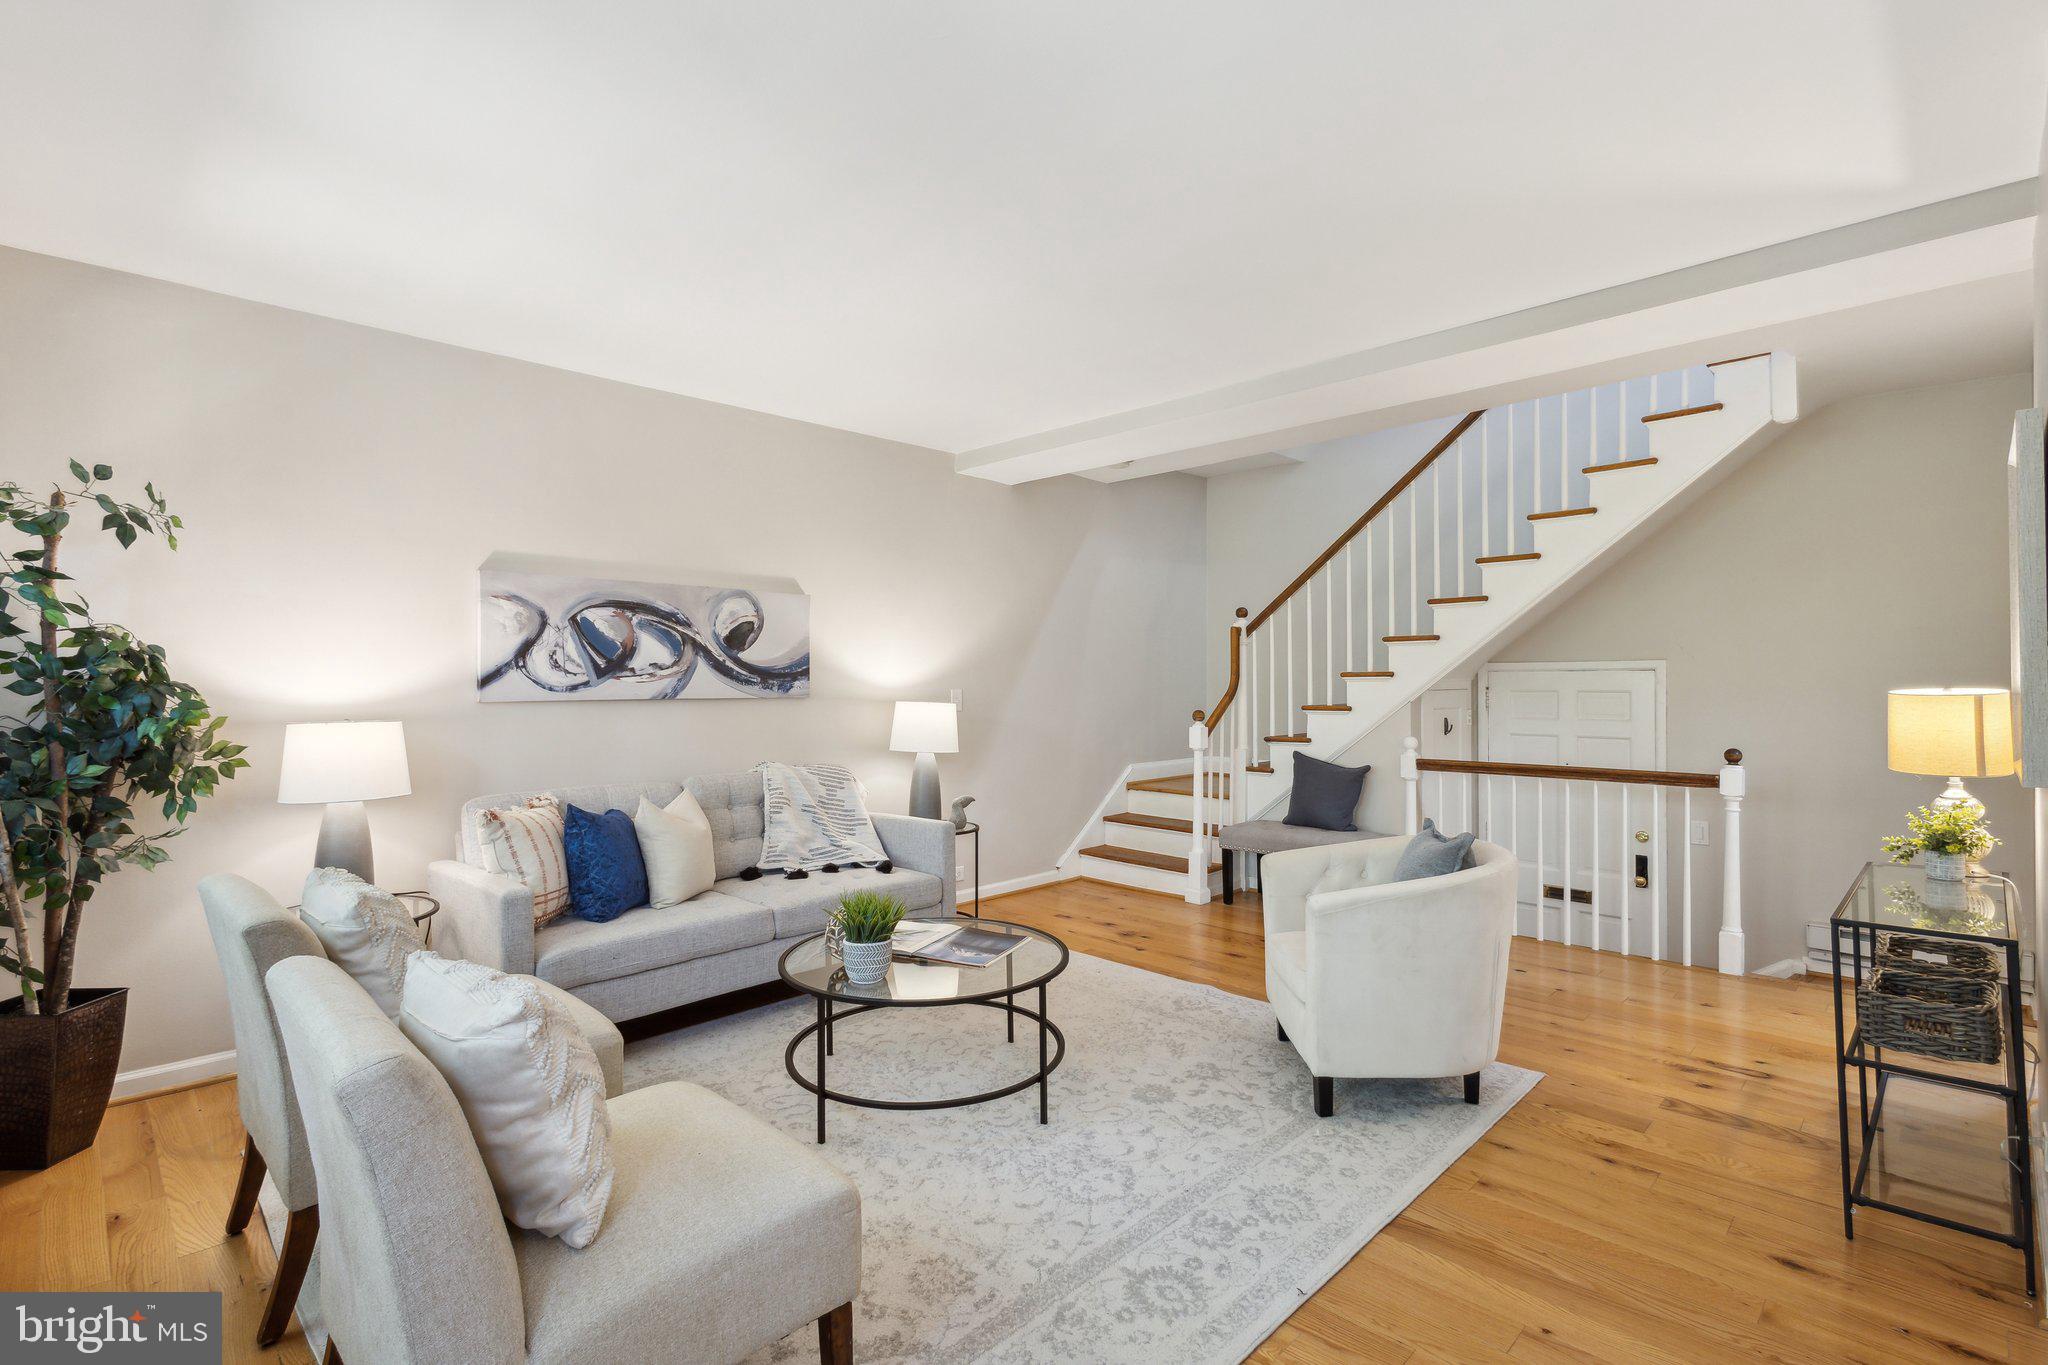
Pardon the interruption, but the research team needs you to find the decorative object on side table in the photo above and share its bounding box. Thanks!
[1830,860,2034,1293]
[891,700,959,820]
[948,795,976,830]
[0,464,249,1169]
[830,891,906,985]
[278,720,411,883]
[1881,802,1997,888]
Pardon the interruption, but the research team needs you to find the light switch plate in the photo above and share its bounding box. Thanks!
[1690,820,1710,846]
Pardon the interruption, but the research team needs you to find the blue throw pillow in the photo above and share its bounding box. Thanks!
[563,804,649,923]
[1283,752,1369,831]
[1391,818,1476,882]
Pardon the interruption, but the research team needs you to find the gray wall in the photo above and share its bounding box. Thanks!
[0,245,1207,1075]
[1492,373,2033,971]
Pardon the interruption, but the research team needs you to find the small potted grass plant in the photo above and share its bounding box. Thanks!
[1883,802,1996,882]
[831,890,905,985]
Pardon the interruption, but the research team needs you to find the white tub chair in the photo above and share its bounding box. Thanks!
[1259,835,1517,1115]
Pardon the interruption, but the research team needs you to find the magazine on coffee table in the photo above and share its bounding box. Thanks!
[891,920,1025,968]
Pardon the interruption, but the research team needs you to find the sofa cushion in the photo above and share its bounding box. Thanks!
[298,868,425,1018]
[532,891,773,991]
[562,805,649,923]
[686,772,766,879]
[1391,818,1476,881]
[1283,752,1369,831]
[717,867,943,940]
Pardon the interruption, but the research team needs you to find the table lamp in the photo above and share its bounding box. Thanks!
[890,701,958,821]
[278,721,412,883]
[1886,687,2015,817]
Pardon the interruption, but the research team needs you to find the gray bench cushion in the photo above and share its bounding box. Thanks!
[1218,820,1390,855]
[718,867,945,940]
[533,891,773,991]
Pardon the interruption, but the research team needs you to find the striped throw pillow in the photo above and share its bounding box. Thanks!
[476,795,572,926]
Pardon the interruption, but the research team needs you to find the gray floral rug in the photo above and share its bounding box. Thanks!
[626,951,1541,1364]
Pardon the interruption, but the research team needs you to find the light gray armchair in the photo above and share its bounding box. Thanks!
[199,874,625,1350]
[266,955,861,1365]
[1258,836,1517,1116]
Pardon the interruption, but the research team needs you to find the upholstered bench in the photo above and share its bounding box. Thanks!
[1218,821,1392,904]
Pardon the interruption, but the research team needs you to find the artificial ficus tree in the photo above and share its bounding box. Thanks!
[0,464,247,1014]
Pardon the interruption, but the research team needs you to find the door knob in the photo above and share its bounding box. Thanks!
[1633,829,1649,844]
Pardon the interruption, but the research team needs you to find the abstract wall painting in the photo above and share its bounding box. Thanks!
[478,569,810,702]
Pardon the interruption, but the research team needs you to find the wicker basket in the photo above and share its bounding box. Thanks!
[1857,965,2002,1065]
[1874,932,2000,1005]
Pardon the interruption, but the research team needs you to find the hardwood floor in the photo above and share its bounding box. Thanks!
[6,876,2045,1363]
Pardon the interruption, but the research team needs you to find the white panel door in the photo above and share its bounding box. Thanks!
[1419,686,1474,835]
[1481,667,1660,952]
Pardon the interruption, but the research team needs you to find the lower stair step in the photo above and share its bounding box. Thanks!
[1247,762,1274,774]
[1427,595,1487,605]
[1584,457,1656,474]
[1528,506,1596,521]
[1301,703,1351,712]
[1104,811,1220,836]
[1128,773,1228,798]
[1476,552,1541,564]
[1265,733,1310,744]
[1341,670,1393,678]
[1383,634,1439,643]
[1080,844,1221,874]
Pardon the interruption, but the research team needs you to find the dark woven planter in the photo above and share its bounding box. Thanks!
[0,987,128,1169]
[1856,967,2001,1065]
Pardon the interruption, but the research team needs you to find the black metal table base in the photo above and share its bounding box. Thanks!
[785,989,1065,1143]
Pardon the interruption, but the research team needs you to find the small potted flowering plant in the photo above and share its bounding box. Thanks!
[830,891,905,985]
[1882,803,1996,881]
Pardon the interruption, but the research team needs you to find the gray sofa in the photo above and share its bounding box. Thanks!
[426,771,956,1022]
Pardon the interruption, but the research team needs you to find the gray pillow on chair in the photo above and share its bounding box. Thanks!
[1391,819,1476,881]
[1283,752,1370,831]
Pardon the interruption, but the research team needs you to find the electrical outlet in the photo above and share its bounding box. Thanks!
[1690,820,1710,846]
[956,863,966,880]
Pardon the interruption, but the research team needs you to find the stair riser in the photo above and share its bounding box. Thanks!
[1103,821,1204,857]
[1127,789,1202,820]
[1074,854,1219,898]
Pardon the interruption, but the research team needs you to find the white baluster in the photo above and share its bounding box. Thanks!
[1186,719,1210,905]
[1682,788,1694,968]
[1401,737,1420,835]
[1364,521,1376,671]
[1652,787,1664,962]
[1591,785,1602,953]
[1456,432,1467,595]
[1534,779,1546,942]
[1719,751,1746,975]
[1344,543,1354,673]
[1562,779,1573,947]
[1480,415,1490,561]
[1619,785,1630,958]
[1322,563,1333,704]
[1509,776,1520,929]
[1407,485,1418,634]
[1431,459,1443,603]
[1285,597,1294,738]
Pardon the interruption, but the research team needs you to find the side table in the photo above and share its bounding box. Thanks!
[1830,859,2035,1294]
[955,821,981,917]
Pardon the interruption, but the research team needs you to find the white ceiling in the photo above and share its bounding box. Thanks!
[1,2,2043,459]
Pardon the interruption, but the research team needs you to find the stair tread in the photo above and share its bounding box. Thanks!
[1264,733,1311,743]
[1475,552,1541,564]
[1640,402,1723,423]
[1341,670,1394,678]
[1428,595,1488,605]
[1301,704,1351,711]
[1127,773,1229,797]
[1584,457,1657,474]
[1528,507,1596,521]
[1246,762,1274,774]
[1104,811,1220,836]
[1384,634,1440,643]
[1080,844,1221,874]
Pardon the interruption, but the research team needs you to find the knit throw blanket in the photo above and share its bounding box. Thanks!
[756,762,889,872]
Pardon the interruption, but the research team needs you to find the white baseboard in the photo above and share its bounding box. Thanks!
[114,1047,236,1100]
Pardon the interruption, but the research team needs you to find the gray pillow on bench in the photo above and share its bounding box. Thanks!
[1283,752,1369,831]
[1391,819,1476,881]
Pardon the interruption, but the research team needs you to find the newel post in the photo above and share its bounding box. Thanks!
[1187,716,1212,906]
[1401,736,1421,836]
[1718,748,1746,976]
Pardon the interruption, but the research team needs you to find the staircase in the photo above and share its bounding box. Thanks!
[1063,352,1798,901]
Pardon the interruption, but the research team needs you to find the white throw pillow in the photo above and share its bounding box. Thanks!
[398,951,615,1247]
[635,791,715,908]
[298,868,424,1019]
[476,795,571,926]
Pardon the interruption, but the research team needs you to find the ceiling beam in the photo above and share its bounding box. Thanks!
[961,180,2038,485]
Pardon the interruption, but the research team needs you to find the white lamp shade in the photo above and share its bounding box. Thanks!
[1886,688,2016,778]
[278,721,412,805]
[889,701,959,754]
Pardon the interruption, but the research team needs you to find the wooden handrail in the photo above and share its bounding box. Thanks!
[1193,610,1247,733]
[1415,749,1741,790]
[1245,409,1485,634]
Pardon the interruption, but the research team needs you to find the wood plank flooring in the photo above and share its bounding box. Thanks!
[5,876,2045,1362]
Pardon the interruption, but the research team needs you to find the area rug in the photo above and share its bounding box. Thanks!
[626,951,1542,1364]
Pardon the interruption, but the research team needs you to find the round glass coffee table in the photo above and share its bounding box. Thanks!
[778,916,1068,1143]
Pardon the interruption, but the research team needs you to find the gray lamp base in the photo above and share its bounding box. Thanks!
[314,800,376,883]
[909,752,942,821]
